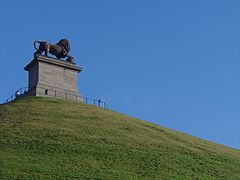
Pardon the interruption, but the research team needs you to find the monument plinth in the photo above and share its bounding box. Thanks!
[24,55,82,100]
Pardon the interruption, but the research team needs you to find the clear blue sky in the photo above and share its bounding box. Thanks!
[1,0,240,149]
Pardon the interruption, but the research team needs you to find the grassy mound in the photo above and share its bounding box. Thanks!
[0,97,240,179]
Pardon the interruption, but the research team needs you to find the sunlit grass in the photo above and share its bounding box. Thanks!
[0,97,240,179]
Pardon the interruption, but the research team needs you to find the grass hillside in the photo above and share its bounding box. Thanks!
[0,97,240,179]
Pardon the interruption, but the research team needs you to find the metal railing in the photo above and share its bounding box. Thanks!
[5,87,29,103]
[3,86,108,109]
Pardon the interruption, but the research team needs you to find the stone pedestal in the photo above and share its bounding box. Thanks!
[24,56,82,101]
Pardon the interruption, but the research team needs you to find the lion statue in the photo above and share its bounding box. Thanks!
[33,39,74,63]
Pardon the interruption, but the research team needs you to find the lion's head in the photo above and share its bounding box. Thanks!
[57,39,70,53]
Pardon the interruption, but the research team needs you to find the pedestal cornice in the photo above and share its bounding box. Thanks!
[24,56,82,73]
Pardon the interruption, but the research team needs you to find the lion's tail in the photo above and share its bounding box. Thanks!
[33,40,40,51]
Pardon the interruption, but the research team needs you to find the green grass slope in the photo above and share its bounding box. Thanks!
[0,97,240,179]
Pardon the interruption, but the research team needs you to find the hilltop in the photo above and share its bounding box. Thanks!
[0,97,240,179]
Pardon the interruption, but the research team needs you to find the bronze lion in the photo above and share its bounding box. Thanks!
[33,39,74,63]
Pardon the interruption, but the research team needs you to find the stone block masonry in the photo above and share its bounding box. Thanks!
[24,56,83,101]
